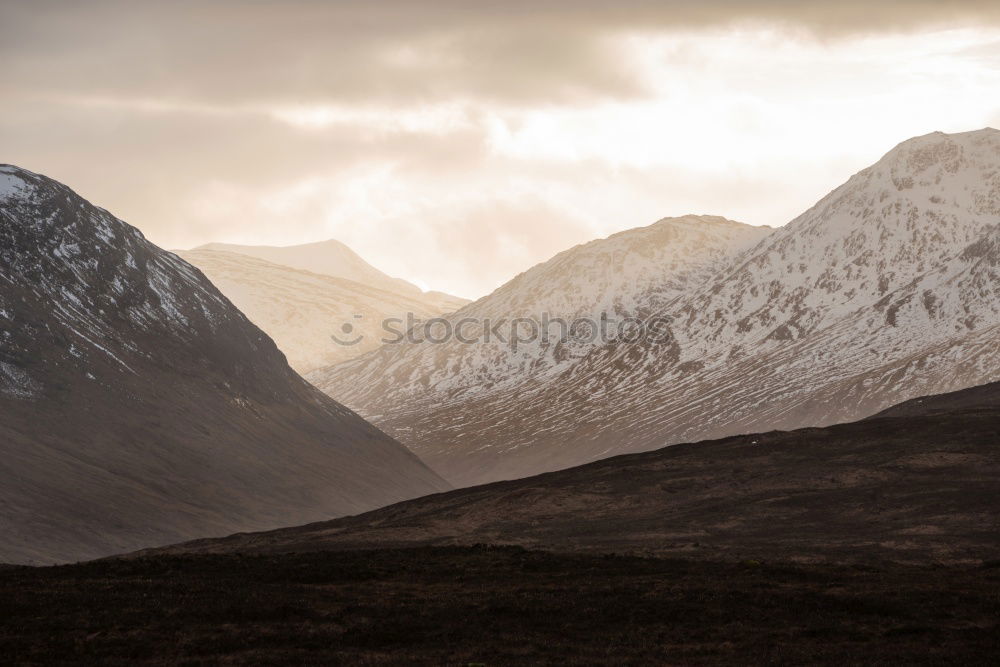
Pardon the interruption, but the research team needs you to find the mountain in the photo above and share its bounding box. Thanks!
[0,165,449,565]
[143,381,1000,565]
[193,240,468,313]
[309,129,1000,487]
[307,215,770,454]
[176,249,465,374]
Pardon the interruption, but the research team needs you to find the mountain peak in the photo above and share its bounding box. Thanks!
[308,128,1000,487]
[877,127,1000,173]
[192,239,423,297]
[1,167,450,563]
[189,239,468,309]
[308,210,771,430]
[649,214,772,234]
[681,126,1000,354]
[0,164,44,203]
[654,213,745,225]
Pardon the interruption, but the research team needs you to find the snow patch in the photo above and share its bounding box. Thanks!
[0,361,39,399]
[0,170,30,202]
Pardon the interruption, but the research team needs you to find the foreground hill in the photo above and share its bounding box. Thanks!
[176,249,463,374]
[152,381,1000,565]
[313,129,1000,486]
[0,165,449,565]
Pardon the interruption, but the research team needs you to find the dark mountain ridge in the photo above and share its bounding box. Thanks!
[0,165,449,565]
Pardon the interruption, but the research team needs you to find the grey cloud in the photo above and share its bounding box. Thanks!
[0,96,480,236]
[0,2,645,107]
[3,1,1000,109]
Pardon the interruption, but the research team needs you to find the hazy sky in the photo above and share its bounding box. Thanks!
[3,1,1000,298]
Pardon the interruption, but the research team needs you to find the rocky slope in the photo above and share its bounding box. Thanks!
[176,249,463,374]
[0,165,449,565]
[145,381,1000,565]
[311,129,1000,487]
[309,215,770,420]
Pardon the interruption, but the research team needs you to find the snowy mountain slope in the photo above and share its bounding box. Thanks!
[672,128,1000,361]
[310,129,1000,487]
[176,249,464,374]
[308,215,771,415]
[194,240,468,313]
[0,165,449,564]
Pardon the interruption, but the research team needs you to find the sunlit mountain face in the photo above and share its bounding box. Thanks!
[309,129,1000,486]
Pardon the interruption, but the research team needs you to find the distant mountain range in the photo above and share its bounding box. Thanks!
[309,214,770,409]
[195,240,422,300]
[141,380,1000,565]
[309,129,1000,487]
[180,242,468,374]
[0,165,449,565]
[3,127,997,565]
[193,240,467,314]
[176,248,467,373]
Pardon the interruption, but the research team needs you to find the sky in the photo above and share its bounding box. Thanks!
[3,1,1000,299]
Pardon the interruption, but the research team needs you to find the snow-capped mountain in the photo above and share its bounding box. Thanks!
[0,165,449,564]
[308,215,770,414]
[194,240,468,314]
[177,248,465,374]
[310,129,1000,487]
[676,128,1000,359]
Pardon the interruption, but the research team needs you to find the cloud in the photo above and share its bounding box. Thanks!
[0,2,647,108]
[4,1,1000,109]
[3,1,1000,298]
